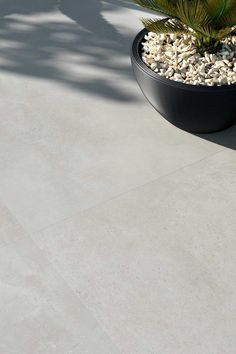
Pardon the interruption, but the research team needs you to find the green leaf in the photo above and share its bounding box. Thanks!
[204,0,232,20]
[134,0,236,52]
[205,0,236,27]
[176,0,211,30]
[133,0,178,18]
[219,8,236,26]
[141,17,190,33]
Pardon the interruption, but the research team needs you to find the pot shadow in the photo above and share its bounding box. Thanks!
[196,123,236,150]
[0,0,143,102]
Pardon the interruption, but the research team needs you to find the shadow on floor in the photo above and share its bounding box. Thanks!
[196,123,236,151]
[0,0,144,102]
[2,0,234,150]
[0,0,57,15]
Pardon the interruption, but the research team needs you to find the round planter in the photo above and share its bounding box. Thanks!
[131,28,236,133]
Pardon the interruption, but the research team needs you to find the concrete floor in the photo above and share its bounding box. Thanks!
[0,1,236,353]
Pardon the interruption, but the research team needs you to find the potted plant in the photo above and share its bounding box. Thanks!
[131,0,236,133]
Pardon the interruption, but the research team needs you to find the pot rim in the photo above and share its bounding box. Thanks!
[132,28,236,92]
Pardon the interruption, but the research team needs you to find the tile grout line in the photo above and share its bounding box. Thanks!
[0,147,226,353]
[21,146,226,354]
[32,239,123,354]
[0,201,122,354]
[53,267,123,354]
[31,146,226,235]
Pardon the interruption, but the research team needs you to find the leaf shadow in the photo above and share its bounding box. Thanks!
[0,0,143,102]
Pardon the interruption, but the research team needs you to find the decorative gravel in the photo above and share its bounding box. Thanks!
[142,31,236,86]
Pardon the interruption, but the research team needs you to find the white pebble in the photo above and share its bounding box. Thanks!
[151,62,158,70]
[142,32,236,86]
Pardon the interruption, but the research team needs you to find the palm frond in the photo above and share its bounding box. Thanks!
[133,0,236,52]
[218,6,236,26]
[204,0,233,21]
[141,17,191,34]
[203,0,236,27]
[133,0,178,18]
[176,0,212,31]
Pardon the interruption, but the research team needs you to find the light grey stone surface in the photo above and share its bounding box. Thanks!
[33,149,236,354]
[0,204,120,354]
[0,1,224,233]
[0,1,236,353]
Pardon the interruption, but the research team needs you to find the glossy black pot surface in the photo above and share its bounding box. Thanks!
[131,29,236,133]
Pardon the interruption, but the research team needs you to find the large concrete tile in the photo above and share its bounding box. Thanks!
[0,201,26,247]
[0,5,224,232]
[0,79,223,233]
[33,149,236,354]
[0,133,89,233]
[0,205,119,354]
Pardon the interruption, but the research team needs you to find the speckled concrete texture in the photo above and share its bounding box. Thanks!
[0,1,236,353]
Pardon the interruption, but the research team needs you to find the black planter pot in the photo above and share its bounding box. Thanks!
[131,29,236,133]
